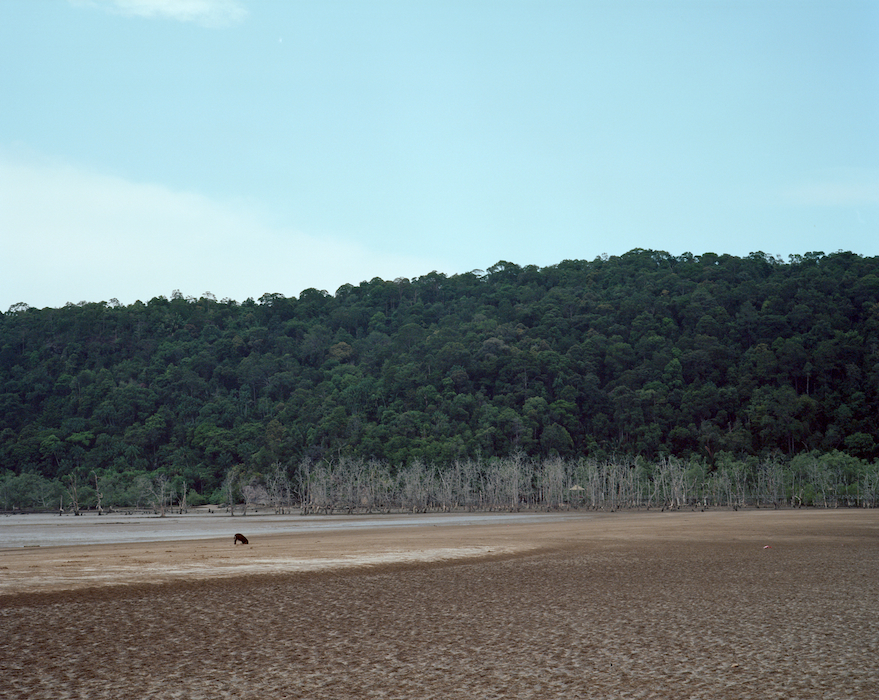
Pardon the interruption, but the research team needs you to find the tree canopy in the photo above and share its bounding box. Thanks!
[2,250,878,499]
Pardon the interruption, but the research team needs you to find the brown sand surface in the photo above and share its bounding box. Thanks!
[2,510,877,699]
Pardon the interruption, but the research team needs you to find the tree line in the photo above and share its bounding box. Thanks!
[2,452,876,514]
[1,249,878,507]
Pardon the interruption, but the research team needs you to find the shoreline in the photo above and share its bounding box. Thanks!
[2,509,876,596]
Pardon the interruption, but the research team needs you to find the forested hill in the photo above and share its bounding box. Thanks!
[2,249,878,497]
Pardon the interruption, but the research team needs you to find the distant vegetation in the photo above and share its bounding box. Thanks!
[1,249,878,511]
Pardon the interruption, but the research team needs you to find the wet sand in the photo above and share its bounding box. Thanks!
[2,510,877,699]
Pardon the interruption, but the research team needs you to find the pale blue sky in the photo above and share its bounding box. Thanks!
[2,0,877,310]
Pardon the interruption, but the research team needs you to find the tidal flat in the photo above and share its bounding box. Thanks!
[2,510,877,699]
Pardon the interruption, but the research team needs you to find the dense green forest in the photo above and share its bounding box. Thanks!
[2,249,878,511]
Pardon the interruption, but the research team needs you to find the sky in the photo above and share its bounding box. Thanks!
[1,0,877,310]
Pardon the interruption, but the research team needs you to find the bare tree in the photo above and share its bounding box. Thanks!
[503,454,530,511]
[862,465,878,508]
[333,457,367,513]
[538,457,568,510]
[299,459,335,514]
[399,459,431,512]
[616,459,634,508]
[480,459,505,511]
[296,458,314,514]
[436,461,462,512]
[65,472,81,516]
[136,473,174,517]
[759,457,786,507]
[727,458,749,508]
[573,458,603,509]
[239,472,268,515]
[367,459,396,513]
[91,471,103,515]
[266,462,291,513]
[222,466,241,515]
[656,457,686,510]
[178,478,188,513]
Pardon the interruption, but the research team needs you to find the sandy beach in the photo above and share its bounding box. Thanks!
[2,509,877,699]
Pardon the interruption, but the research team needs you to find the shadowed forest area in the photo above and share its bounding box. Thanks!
[1,249,878,512]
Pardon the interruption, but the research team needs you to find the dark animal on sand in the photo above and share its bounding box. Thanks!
[233,533,249,545]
